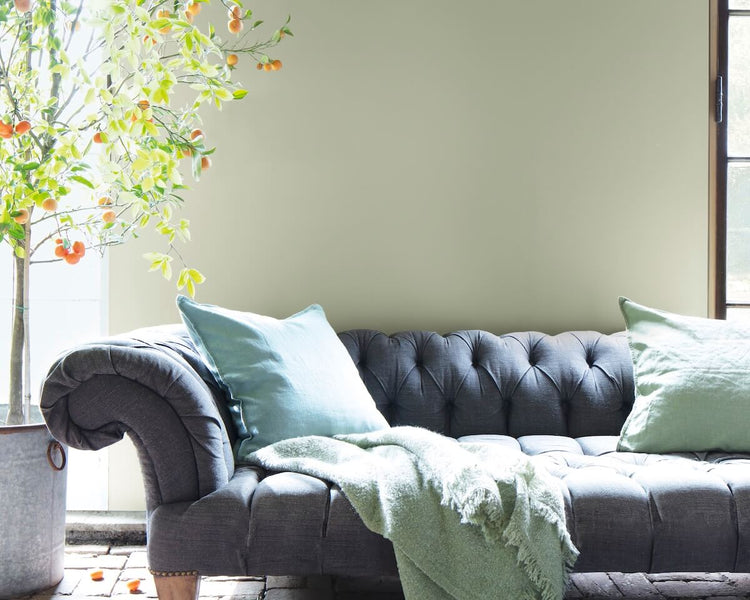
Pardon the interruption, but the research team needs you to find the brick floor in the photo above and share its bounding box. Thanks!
[9,545,750,599]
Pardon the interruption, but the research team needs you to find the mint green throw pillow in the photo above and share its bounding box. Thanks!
[177,296,389,460]
[618,297,750,453]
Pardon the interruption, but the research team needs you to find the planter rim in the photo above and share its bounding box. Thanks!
[0,422,48,435]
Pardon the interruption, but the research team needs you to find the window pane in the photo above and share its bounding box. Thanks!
[727,163,750,302]
[729,17,750,156]
[727,306,750,324]
[731,0,750,9]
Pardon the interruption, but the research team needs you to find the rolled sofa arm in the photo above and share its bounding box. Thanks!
[41,325,236,512]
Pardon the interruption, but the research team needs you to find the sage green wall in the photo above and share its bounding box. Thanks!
[107,1,709,510]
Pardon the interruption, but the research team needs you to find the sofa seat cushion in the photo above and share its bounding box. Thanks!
[148,466,397,577]
[460,434,750,573]
[148,436,750,577]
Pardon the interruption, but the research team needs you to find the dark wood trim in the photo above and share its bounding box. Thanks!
[714,0,729,319]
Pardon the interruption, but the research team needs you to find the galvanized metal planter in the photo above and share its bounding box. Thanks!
[0,423,67,599]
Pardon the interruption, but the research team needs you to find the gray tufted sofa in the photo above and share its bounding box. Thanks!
[41,325,750,599]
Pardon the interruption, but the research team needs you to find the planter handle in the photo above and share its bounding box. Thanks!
[47,441,66,471]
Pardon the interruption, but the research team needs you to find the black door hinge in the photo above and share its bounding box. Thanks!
[716,74,725,124]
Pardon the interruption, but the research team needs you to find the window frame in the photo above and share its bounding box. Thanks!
[713,0,726,319]
[712,0,750,319]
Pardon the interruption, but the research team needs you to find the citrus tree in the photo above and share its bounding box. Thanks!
[0,0,290,424]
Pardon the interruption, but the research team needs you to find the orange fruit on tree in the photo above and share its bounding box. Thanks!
[184,10,194,24]
[271,59,282,71]
[0,122,13,139]
[263,63,272,72]
[226,53,238,67]
[93,132,104,144]
[54,238,62,244]
[13,0,31,12]
[64,253,81,265]
[189,128,203,141]
[201,156,211,170]
[98,196,112,206]
[227,5,241,19]
[102,209,116,223]
[12,209,29,224]
[54,245,67,258]
[182,147,192,158]
[137,100,150,110]
[41,197,58,212]
[72,241,86,256]
[14,120,31,135]
[256,62,263,70]
[228,18,243,34]
[187,2,201,16]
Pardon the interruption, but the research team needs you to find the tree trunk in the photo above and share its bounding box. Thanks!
[6,224,30,426]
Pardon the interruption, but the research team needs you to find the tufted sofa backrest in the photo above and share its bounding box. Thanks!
[338,329,635,439]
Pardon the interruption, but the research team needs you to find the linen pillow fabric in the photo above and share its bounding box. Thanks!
[618,296,750,453]
[176,296,389,460]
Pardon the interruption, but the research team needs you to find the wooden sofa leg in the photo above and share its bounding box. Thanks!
[152,573,201,600]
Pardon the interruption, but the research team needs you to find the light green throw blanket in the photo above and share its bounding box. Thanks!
[248,426,578,600]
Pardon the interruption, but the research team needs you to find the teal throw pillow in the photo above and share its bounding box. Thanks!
[177,296,390,460]
[618,296,750,453]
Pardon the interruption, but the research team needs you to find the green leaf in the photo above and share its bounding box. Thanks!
[132,155,150,172]
[188,269,205,284]
[143,252,173,280]
[232,89,248,100]
[177,268,190,289]
[70,175,95,189]
[151,17,171,29]
[14,162,40,172]
[14,245,25,259]
[215,88,232,101]
[8,224,25,240]
[144,121,159,136]
[161,259,173,280]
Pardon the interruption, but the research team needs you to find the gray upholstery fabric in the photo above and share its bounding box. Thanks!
[40,326,749,577]
[41,326,235,511]
[339,329,634,437]
[465,435,750,573]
